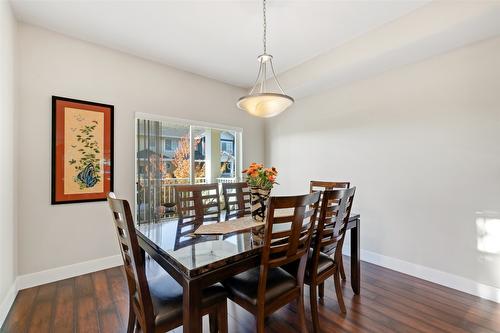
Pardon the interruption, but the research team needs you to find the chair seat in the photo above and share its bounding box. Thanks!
[305,251,336,279]
[136,262,227,328]
[223,267,296,306]
[282,250,336,282]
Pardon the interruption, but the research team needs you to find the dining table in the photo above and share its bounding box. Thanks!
[136,213,361,333]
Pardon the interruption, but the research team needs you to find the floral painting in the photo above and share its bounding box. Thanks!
[52,96,113,204]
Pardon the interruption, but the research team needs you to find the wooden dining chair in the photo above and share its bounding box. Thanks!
[107,193,228,333]
[175,183,221,240]
[175,183,221,222]
[223,192,321,333]
[221,182,251,220]
[309,180,350,281]
[307,188,356,332]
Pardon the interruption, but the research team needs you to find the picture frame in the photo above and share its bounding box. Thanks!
[51,96,114,204]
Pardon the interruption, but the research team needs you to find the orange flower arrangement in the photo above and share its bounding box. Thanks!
[242,163,278,190]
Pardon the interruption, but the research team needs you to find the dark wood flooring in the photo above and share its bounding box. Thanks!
[2,256,500,333]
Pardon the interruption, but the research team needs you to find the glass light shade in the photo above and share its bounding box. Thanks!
[237,93,294,118]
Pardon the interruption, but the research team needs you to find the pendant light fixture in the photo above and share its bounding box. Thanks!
[237,0,294,118]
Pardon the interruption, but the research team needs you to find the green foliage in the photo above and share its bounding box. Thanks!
[72,123,102,189]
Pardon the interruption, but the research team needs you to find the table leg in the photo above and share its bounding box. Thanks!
[139,247,146,263]
[350,219,360,294]
[183,279,202,333]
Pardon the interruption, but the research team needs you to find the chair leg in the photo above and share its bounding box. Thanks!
[339,256,346,281]
[310,285,320,333]
[255,304,266,333]
[217,301,228,333]
[209,309,218,333]
[297,292,308,333]
[127,299,136,333]
[256,308,266,333]
[333,270,347,314]
[318,283,324,299]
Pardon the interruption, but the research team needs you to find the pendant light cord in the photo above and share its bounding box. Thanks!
[263,0,267,54]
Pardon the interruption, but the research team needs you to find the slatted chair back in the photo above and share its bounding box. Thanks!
[107,193,154,331]
[175,183,221,238]
[309,180,350,192]
[222,182,251,220]
[313,188,356,260]
[257,192,320,301]
[310,180,350,216]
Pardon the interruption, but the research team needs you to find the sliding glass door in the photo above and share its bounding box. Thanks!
[136,117,242,224]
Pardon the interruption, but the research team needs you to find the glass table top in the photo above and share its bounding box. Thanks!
[136,213,359,278]
[136,219,264,277]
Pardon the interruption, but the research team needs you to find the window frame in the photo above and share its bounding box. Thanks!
[134,112,243,216]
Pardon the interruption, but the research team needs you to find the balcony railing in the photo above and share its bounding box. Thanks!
[216,177,237,183]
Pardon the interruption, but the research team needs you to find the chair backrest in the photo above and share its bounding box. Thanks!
[257,192,321,301]
[310,180,350,212]
[175,183,221,221]
[312,187,356,269]
[175,183,221,239]
[107,193,154,330]
[221,182,251,220]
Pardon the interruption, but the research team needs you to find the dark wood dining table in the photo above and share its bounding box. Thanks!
[136,214,360,333]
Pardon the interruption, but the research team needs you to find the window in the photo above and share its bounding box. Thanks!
[220,134,235,177]
[221,140,234,155]
[136,115,242,223]
[164,138,178,151]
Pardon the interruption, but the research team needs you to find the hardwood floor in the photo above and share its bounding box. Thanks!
[2,257,500,333]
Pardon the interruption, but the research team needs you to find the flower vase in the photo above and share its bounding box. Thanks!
[250,187,271,221]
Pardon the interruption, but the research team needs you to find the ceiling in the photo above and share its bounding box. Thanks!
[10,0,427,88]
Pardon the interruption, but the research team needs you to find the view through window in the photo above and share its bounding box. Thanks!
[136,117,242,224]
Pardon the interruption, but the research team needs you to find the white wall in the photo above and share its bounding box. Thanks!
[0,0,17,310]
[17,24,264,276]
[265,36,500,290]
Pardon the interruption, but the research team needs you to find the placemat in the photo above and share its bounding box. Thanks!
[194,216,265,235]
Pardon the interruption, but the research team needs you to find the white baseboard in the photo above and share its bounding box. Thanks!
[0,282,17,329]
[343,246,500,303]
[16,254,123,291]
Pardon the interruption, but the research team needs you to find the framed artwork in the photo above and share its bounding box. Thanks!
[51,96,114,204]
